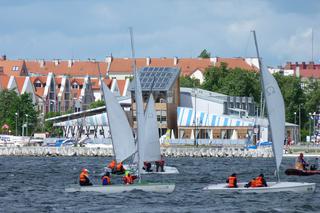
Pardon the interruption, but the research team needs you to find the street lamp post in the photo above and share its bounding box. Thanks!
[309,112,312,142]
[15,112,18,136]
[25,114,29,136]
[294,112,297,124]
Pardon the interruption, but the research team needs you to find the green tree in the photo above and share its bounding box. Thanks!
[202,62,261,103]
[180,76,200,88]
[0,90,37,136]
[198,49,211,58]
[89,100,105,109]
[44,111,62,137]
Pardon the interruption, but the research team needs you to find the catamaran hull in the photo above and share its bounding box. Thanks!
[65,183,175,194]
[203,182,316,193]
[123,165,179,174]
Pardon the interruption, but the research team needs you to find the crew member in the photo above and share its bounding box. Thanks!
[143,161,152,172]
[122,171,137,185]
[101,171,111,185]
[226,173,238,188]
[79,168,92,186]
[108,160,116,173]
[116,161,125,174]
[155,155,165,172]
[245,174,267,188]
[295,153,309,170]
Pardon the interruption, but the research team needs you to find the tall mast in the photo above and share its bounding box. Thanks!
[129,27,142,182]
[252,30,280,182]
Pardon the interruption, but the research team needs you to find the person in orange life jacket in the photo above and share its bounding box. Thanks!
[143,161,152,172]
[245,174,267,188]
[155,155,165,172]
[101,171,111,185]
[122,171,137,185]
[108,160,116,173]
[116,161,125,175]
[79,168,92,186]
[226,173,238,188]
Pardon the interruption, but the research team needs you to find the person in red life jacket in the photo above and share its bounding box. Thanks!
[101,171,111,185]
[116,161,126,175]
[108,160,116,173]
[245,174,267,188]
[155,155,165,172]
[122,171,137,185]
[143,161,152,172]
[226,173,238,188]
[79,168,92,186]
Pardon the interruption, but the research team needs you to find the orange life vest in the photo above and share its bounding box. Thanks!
[116,162,124,171]
[251,177,263,187]
[79,172,88,183]
[228,176,237,188]
[123,175,135,184]
[108,160,116,169]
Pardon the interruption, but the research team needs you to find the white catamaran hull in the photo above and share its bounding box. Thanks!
[203,182,316,193]
[123,165,179,174]
[66,183,175,194]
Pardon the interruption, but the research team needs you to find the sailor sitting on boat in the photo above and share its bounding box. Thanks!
[143,161,153,172]
[101,171,111,185]
[122,171,137,185]
[226,173,238,188]
[245,174,267,188]
[79,168,93,186]
[295,153,309,170]
[155,155,165,172]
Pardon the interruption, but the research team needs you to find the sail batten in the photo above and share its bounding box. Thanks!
[101,82,135,162]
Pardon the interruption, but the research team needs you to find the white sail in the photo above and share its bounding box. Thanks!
[260,66,285,173]
[101,82,135,162]
[142,94,161,161]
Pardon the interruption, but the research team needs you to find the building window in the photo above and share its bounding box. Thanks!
[34,80,42,88]
[12,66,19,71]
[72,82,78,89]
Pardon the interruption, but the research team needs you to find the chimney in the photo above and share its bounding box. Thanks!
[146,57,151,66]
[53,59,59,66]
[308,61,315,69]
[302,62,306,69]
[1,55,6,61]
[174,56,178,66]
[105,55,113,63]
[68,59,73,68]
[39,60,45,68]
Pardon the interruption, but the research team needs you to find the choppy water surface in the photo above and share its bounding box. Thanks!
[0,156,319,212]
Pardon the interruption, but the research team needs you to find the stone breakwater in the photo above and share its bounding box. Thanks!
[0,146,273,158]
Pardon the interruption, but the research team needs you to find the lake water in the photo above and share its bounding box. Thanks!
[0,156,319,212]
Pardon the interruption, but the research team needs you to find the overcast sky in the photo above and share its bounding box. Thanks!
[1,0,319,66]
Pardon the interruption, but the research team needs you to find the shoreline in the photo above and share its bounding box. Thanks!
[0,146,319,158]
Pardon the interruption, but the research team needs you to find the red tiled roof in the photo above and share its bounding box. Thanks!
[0,60,26,76]
[91,78,100,90]
[177,58,212,76]
[14,76,26,93]
[117,79,126,96]
[108,58,146,73]
[30,76,47,84]
[25,60,108,76]
[216,58,258,71]
[70,78,84,85]
[0,75,10,89]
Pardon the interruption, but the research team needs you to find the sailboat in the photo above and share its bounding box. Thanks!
[124,90,179,175]
[203,31,316,193]
[66,28,175,194]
